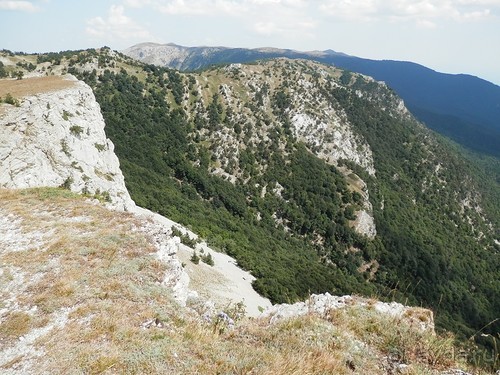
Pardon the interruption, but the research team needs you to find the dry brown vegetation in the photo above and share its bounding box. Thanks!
[0,76,75,99]
[0,188,483,374]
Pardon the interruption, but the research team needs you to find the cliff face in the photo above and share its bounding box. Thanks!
[0,75,133,211]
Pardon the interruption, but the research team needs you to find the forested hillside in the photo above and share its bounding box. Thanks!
[125,43,500,157]
[8,48,497,357]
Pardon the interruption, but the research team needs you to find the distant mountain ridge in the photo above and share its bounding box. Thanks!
[124,42,500,157]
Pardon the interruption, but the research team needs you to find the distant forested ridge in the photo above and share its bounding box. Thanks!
[124,43,500,157]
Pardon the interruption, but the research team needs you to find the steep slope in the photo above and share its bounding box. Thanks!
[124,42,500,157]
[9,48,498,355]
[0,64,271,316]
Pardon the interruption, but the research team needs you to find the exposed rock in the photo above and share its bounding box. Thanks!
[354,209,377,238]
[262,293,435,332]
[135,214,192,305]
[289,102,375,176]
[123,42,226,70]
[132,206,272,316]
[0,75,134,211]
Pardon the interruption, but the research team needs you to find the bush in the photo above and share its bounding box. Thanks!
[4,93,20,106]
[94,143,106,152]
[0,61,7,78]
[171,226,198,248]
[60,139,71,157]
[190,251,200,264]
[69,125,84,136]
[201,252,214,266]
[60,176,73,190]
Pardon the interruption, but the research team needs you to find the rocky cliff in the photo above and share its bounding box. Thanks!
[0,75,133,211]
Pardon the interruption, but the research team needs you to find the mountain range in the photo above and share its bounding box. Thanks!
[124,42,500,158]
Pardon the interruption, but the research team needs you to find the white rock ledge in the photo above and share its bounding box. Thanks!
[261,293,434,332]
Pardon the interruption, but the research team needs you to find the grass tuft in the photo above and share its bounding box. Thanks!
[0,311,31,339]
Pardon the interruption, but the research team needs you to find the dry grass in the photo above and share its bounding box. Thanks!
[0,76,75,99]
[0,188,486,374]
[326,306,457,372]
[0,311,32,339]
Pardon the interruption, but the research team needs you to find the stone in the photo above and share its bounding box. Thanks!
[261,293,435,332]
[0,75,134,211]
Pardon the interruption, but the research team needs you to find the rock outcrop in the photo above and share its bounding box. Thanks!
[262,293,435,332]
[0,75,134,211]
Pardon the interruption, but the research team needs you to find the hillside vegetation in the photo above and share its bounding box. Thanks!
[2,48,498,368]
[124,43,500,157]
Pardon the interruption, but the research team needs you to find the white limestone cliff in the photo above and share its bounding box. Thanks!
[0,75,133,211]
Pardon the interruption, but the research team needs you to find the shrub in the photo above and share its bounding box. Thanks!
[60,176,73,190]
[4,93,20,106]
[201,252,214,266]
[93,189,111,203]
[190,251,200,264]
[94,143,106,152]
[69,125,84,136]
[60,139,71,157]
[172,226,198,248]
[62,110,73,121]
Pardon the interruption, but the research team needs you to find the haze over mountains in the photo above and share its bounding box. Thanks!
[124,42,500,158]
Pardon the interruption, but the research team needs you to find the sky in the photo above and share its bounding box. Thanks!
[1,0,499,85]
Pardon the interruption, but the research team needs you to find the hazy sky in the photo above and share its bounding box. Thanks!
[1,0,499,85]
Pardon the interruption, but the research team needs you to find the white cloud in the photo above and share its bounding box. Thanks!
[416,18,437,28]
[247,0,307,6]
[146,0,317,39]
[318,0,500,28]
[149,0,308,16]
[156,0,244,15]
[124,0,152,7]
[458,0,500,5]
[86,5,153,41]
[319,0,378,21]
[111,0,495,46]
[0,0,38,12]
[248,1,317,39]
[254,21,280,35]
[318,0,496,24]
[459,8,491,19]
[132,0,499,22]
